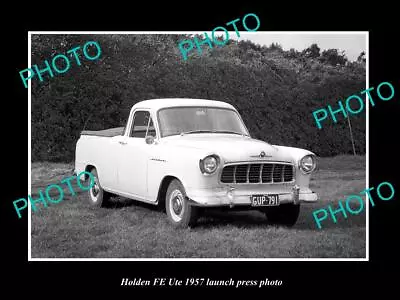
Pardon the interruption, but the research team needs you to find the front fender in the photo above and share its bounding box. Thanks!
[147,145,218,200]
[273,145,317,188]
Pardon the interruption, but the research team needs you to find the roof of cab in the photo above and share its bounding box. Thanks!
[131,98,236,111]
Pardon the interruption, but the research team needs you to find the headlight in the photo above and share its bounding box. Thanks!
[199,155,220,175]
[299,155,316,174]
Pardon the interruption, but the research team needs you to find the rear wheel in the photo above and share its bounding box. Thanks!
[263,204,300,227]
[166,179,198,228]
[87,168,111,208]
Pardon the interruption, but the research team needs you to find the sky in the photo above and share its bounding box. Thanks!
[227,32,367,61]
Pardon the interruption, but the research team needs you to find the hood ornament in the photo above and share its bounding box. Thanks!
[251,151,272,158]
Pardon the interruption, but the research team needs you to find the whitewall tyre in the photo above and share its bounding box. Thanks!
[87,168,111,208]
[166,179,198,228]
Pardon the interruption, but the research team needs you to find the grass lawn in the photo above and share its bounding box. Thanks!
[30,155,366,258]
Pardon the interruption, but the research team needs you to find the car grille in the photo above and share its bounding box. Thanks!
[220,163,295,184]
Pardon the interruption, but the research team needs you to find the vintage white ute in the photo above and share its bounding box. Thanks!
[75,98,318,228]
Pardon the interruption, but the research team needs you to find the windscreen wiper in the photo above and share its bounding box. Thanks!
[180,130,215,136]
[214,130,249,137]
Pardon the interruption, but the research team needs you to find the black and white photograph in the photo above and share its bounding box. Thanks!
[28,32,367,259]
[4,4,400,296]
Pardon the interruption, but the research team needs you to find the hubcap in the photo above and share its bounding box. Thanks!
[170,190,184,222]
[90,177,100,201]
[172,196,183,215]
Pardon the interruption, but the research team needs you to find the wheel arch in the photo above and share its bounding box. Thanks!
[83,164,97,180]
[157,175,182,209]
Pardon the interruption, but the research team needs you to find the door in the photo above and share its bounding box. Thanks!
[117,110,157,199]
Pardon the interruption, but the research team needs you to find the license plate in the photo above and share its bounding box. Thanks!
[251,194,280,207]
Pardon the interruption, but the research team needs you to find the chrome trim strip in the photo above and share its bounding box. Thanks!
[224,160,293,165]
[271,163,275,183]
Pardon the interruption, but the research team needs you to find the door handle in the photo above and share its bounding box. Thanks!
[119,141,127,145]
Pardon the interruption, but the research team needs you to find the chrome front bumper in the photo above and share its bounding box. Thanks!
[187,184,318,207]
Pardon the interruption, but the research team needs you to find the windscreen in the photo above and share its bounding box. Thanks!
[158,107,249,137]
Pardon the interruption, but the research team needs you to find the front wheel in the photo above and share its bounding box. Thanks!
[263,204,300,227]
[166,179,198,228]
[87,168,112,208]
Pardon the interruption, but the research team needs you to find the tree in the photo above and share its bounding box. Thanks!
[286,48,300,59]
[31,34,365,161]
[357,51,366,63]
[303,43,320,58]
[319,49,348,66]
[269,42,283,51]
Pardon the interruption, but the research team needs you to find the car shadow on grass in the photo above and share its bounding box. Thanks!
[103,196,366,231]
[195,210,269,229]
[194,208,366,231]
[106,196,162,212]
[105,197,271,228]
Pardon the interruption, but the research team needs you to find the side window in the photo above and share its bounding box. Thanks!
[130,111,156,138]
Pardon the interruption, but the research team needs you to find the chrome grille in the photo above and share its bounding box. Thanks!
[249,164,261,183]
[273,164,284,182]
[220,163,295,184]
[235,165,247,183]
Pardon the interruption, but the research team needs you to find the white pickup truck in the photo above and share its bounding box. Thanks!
[75,98,318,228]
